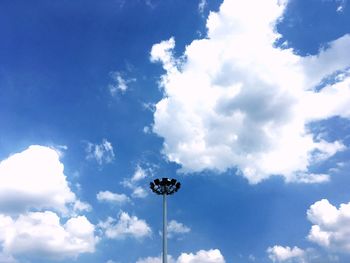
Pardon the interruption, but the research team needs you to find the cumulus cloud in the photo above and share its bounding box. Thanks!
[0,146,97,260]
[0,212,97,259]
[99,211,151,239]
[177,249,225,263]
[267,246,306,262]
[136,255,175,263]
[268,198,350,262]
[0,145,77,213]
[307,199,350,252]
[136,249,225,263]
[267,244,342,263]
[86,139,115,165]
[150,0,350,184]
[167,220,191,238]
[97,191,130,205]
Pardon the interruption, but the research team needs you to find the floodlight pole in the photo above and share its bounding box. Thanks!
[163,193,167,263]
[150,178,181,263]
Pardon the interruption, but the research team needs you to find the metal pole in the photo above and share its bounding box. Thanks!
[150,178,180,263]
[163,193,167,263]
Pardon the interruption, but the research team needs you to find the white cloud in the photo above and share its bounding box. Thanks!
[73,200,92,213]
[0,146,98,260]
[337,5,344,12]
[326,0,347,12]
[0,145,76,213]
[0,211,97,259]
[131,186,148,198]
[108,71,136,95]
[143,126,152,134]
[99,211,151,239]
[143,102,156,112]
[97,191,130,205]
[198,0,207,14]
[150,37,176,72]
[267,198,350,262]
[290,173,330,184]
[167,220,190,238]
[267,246,306,262]
[307,199,350,252]
[150,0,350,184]
[0,252,17,263]
[54,145,68,156]
[132,165,148,182]
[86,139,115,165]
[177,249,225,263]
[136,255,175,263]
[122,165,151,199]
[136,249,225,263]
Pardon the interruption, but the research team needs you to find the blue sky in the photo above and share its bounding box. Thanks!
[1,0,350,262]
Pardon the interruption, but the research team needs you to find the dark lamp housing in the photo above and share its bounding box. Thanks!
[150,177,181,195]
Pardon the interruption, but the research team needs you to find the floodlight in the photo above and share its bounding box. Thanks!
[150,177,181,263]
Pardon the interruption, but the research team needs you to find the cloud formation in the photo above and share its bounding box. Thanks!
[198,0,207,14]
[108,71,136,95]
[131,165,148,182]
[97,191,130,205]
[150,0,350,183]
[86,139,115,165]
[0,146,97,260]
[0,145,76,213]
[0,212,97,259]
[268,198,350,262]
[267,246,306,262]
[167,220,191,238]
[99,211,151,239]
[136,249,225,263]
[177,249,225,263]
[122,165,150,199]
[307,199,350,252]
